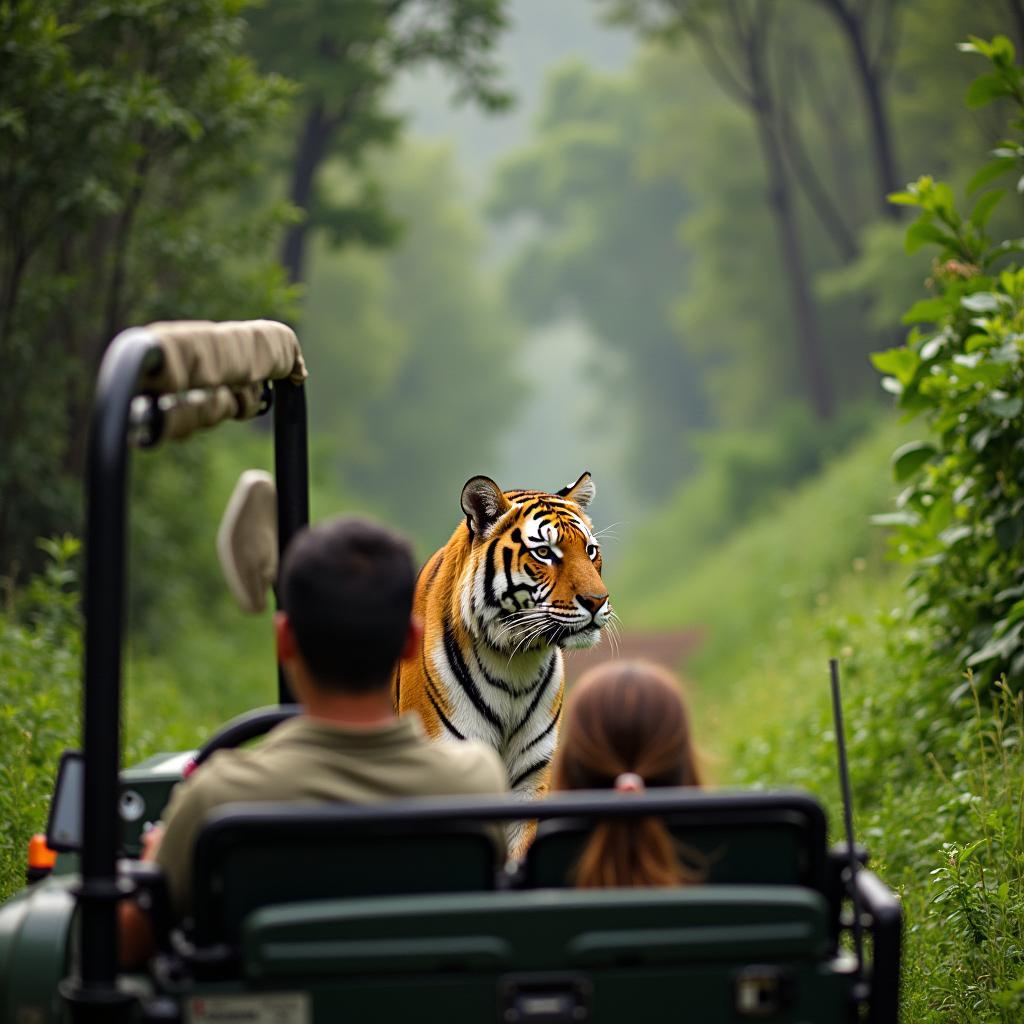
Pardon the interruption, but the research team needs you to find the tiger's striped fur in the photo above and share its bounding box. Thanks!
[393,472,611,854]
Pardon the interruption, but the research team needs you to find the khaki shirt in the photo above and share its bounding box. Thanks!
[155,714,507,914]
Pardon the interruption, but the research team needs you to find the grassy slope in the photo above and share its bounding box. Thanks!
[614,419,908,750]
[618,416,1024,1021]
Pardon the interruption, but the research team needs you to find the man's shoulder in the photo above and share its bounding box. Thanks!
[420,737,508,793]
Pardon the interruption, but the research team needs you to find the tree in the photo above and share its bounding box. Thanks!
[807,0,904,219]
[609,0,837,421]
[244,0,511,286]
[0,0,294,575]
[488,62,708,495]
[300,143,523,549]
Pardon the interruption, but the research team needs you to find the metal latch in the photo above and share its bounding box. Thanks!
[500,975,592,1023]
[735,965,794,1017]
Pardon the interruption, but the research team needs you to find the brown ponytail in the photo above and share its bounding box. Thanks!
[551,660,703,888]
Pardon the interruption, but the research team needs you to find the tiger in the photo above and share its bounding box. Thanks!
[393,471,612,855]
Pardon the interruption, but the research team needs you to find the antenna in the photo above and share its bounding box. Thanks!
[829,657,865,974]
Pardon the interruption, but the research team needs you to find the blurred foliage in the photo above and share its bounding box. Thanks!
[245,0,511,283]
[0,538,81,901]
[612,401,881,602]
[488,61,706,495]
[0,0,296,577]
[490,0,1011,526]
[615,418,908,665]
[871,36,1024,689]
[302,142,522,551]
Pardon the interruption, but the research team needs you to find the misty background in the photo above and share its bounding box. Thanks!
[2,0,1016,662]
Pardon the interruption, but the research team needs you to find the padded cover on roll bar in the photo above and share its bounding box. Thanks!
[142,320,307,393]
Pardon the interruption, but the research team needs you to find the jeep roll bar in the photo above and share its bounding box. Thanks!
[63,321,309,1023]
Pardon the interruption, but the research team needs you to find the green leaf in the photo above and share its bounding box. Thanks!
[871,511,921,527]
[871,347,920,386]
[892,441,937,481]
[961,292,1004,312]
[966,74,1012,108]
[958,36,993,58]
[968,621,1024,666]
[903,298,950,324]
[968,156,1017,193]
[905,221,958,254]
[919,334,946,360]
[939,525,974,547]
[991,35,1017,67]
[986,394,1023,418]
[887,190,923,207]
[970,188,1006,228]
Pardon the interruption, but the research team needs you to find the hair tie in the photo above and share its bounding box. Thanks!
[614,772,645,793]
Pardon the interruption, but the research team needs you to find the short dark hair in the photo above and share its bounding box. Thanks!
[279,516,416,693]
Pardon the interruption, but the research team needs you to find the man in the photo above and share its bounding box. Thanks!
[121,516,507,962]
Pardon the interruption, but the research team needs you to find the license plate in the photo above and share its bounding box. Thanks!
[186,993,311,1024]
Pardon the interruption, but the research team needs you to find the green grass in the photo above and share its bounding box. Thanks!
[614,417,911,689]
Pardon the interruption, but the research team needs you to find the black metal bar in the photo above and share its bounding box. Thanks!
[65,328,162,1022]
[856,868,902,1024]
[198,788,828,829]
[273,379,309,704]
[829,658,866,976]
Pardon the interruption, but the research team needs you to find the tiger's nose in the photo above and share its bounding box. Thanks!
[577,592,609,617]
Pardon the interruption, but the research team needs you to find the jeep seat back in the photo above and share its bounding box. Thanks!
[231,887,851,1023]
[523,793,828,892]
[191,803,499,947]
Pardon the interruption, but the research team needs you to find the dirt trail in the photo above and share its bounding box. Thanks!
[563,628,703,683]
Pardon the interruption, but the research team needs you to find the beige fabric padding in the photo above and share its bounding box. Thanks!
[160,383,265,441]
[143,319,307,393]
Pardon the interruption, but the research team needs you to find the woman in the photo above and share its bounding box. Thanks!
[551,659,704,887]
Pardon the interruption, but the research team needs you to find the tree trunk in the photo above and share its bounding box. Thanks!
[281,98,334,285]
[1008,0,1024,61]
[830,3,901,217]
[753,100,836,421]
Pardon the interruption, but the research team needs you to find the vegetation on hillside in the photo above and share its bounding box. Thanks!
[613,38,1024,1020]
[872,35,1024,689]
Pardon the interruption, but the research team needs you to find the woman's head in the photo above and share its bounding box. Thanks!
[552,660,703,888]
[553,660,702,794]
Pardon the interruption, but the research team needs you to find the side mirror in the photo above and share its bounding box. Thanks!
[46,749,84,852]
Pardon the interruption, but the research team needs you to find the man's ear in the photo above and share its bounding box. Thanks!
[275,611,297,664]
[556,471,596,509]
[461,476,510,538]
[401,616,424,662]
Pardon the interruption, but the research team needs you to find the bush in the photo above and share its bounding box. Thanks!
[0,538,82,900]
[872,35,1024,689]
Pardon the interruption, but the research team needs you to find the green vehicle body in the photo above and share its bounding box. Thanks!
[0,320,901,1023]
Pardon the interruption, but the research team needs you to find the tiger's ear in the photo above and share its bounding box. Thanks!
[461,476,511,538]
[557,471,596,509]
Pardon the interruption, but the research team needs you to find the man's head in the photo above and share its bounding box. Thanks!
[276,516,417,694]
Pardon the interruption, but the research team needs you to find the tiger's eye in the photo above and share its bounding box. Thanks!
[534,546,551,559]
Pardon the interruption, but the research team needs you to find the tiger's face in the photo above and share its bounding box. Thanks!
[459,472,612,655]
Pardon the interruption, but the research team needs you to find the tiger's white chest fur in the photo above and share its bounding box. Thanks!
[426,633,564,796]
